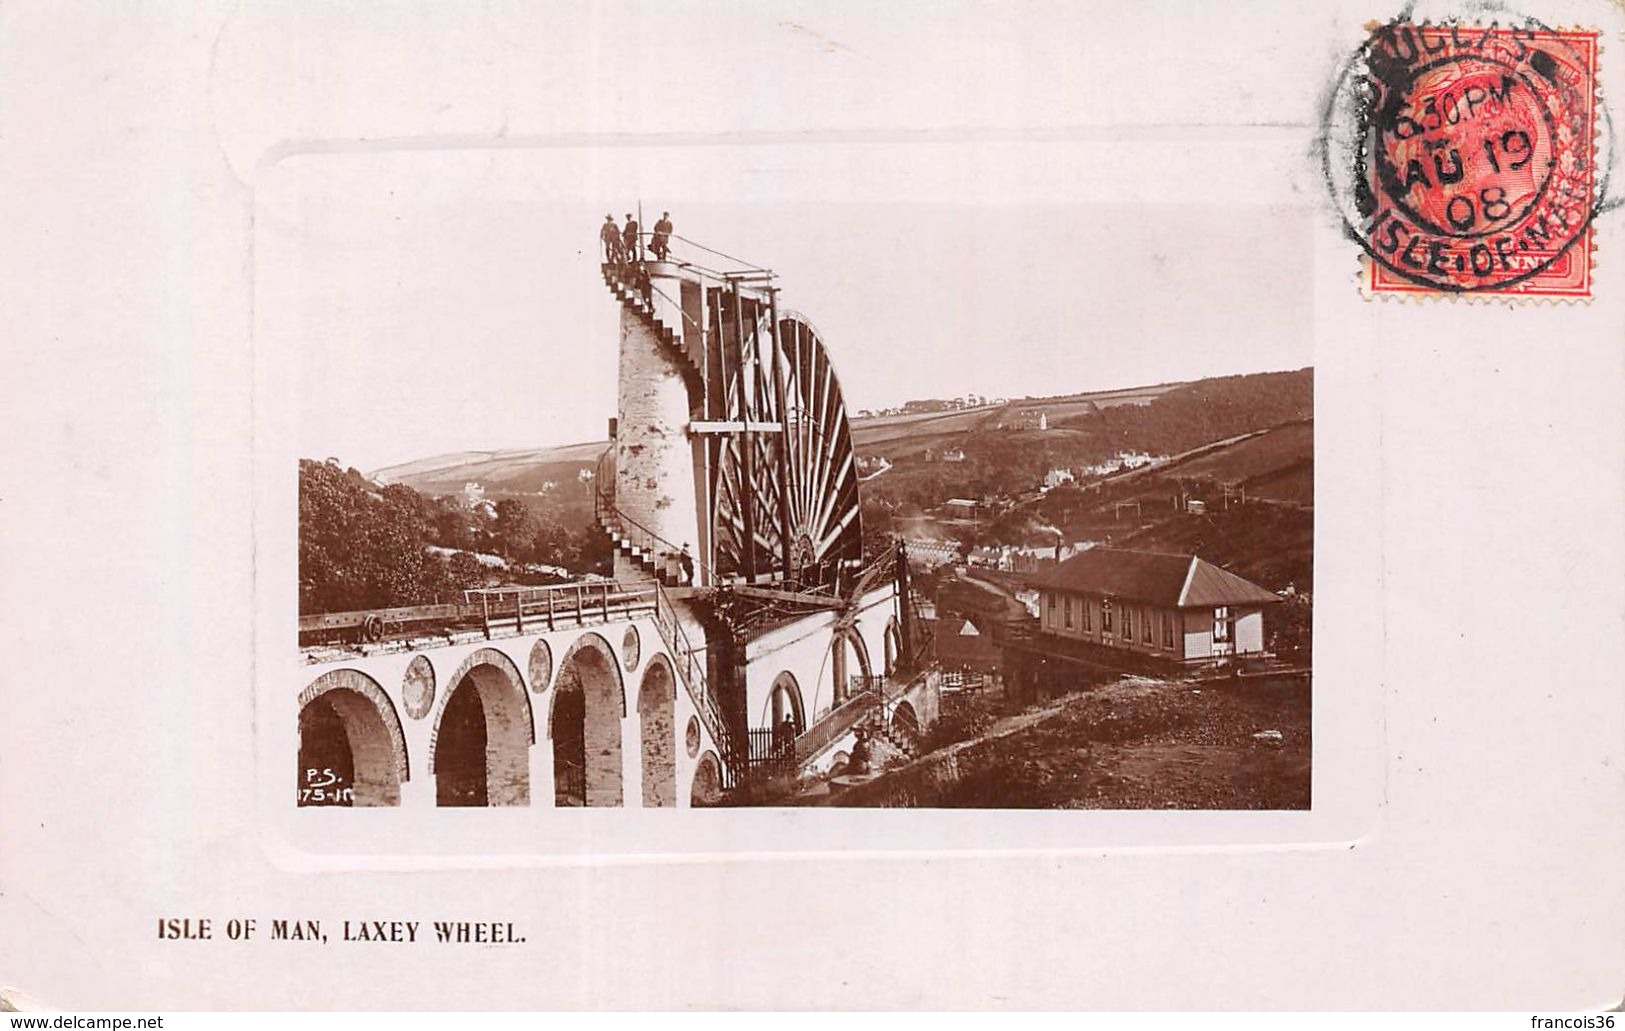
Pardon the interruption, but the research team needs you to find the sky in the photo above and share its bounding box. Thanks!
[261,139,1315,473]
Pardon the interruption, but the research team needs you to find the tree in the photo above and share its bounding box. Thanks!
[491,498,538,561]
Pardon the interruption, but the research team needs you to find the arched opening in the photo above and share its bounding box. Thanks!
[690,750,723,807]
[890,700,921,752]
[816,628,875,715]
[551,633,625,807]
[883,618,901,676]
[297,670,407,807]
[432,650,532,807]
[637,655,677,808]
[835,629,873,703]
[766,671,805,735]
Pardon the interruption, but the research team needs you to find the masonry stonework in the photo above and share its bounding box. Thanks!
[616,309,700,572]
[637,657,678,807]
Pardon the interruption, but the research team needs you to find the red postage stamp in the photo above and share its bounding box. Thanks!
[1324,21,1603,299]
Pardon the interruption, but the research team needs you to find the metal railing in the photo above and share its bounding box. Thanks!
[462,581,656,637]
[593,446,716,587]
[607,228,775,285]
[649,579,741,785]
[300,579,653,647]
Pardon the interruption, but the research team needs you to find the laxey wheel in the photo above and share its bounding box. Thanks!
[705,298,862,588]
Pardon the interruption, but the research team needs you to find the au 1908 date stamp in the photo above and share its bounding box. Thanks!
[1324,18,1607,299]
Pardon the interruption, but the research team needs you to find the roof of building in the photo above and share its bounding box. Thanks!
[1030,548,1279,607]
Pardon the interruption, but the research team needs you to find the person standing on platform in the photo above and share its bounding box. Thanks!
[600,215,622,264]
[622,213,639,264]
[651,211,673,261]
[678,543,695,587]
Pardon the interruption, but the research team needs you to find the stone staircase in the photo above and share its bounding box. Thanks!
[595,263,710,589]
[591,459,685,588]
[870,710,920,760]
[600,263,707,388]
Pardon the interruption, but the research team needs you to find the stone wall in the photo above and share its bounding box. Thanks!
[296,618,716,812]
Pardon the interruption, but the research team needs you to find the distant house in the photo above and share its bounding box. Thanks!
[903,538,962,572]
[941,498,982,521]
[1029,548,1279,664]
[941,447,966,463]
[1043,467,1075,489]
[1078,451,1163,478]
[966,545,1006,569]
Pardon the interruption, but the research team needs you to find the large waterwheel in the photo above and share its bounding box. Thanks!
[705,289,862,588]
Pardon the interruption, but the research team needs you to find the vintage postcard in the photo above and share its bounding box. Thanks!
[2,0,1621,1012]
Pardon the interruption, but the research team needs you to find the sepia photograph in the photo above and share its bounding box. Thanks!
[278,148,1315,815]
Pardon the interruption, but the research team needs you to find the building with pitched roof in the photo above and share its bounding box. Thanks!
[1001,548,1282,701]
[1030,547,1280,663]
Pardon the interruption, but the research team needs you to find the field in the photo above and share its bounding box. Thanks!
[1159,420,1314,505]
[373,380,1187,491]
[372,440,608,493]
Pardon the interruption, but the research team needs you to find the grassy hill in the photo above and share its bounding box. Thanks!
[373,440,609,494]
[371,378,1199,492]
[368,370,1312,572]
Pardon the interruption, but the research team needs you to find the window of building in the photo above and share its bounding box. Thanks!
[1063,595,1074,630]
[1101,598,1113,634]
[1081,597,1091,631]
[1213,606,1230,642]
[1143,608,1153,644]
[1163,611,1175,648]
[1121,607,1132,641]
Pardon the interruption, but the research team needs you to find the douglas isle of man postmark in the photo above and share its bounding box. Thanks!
[1324,18,1609,299]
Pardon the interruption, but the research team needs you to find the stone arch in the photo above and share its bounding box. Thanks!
[764,670,806,735]
[848,630,873,682]
[297,669,408,807]
[829,627,873,705]
[549,632,626,807]
[690,750,723,807]
[890,699,921,750]
[636,654,677,807]
[431,648,532,807]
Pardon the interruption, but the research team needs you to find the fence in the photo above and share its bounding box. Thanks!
[745,726,798,779]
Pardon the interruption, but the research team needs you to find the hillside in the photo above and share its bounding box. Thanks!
[824,673,1310,809]
[365,369,1312,569]
[859,369,1312,518]
[373,440,609,494]
[368,377,1205,493]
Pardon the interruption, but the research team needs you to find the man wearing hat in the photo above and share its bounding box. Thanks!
[600,214,623,264]
[621,212,640,264]
[650,211,673,261]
